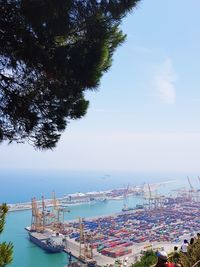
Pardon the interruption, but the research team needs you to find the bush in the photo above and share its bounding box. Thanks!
[132,250,157,267]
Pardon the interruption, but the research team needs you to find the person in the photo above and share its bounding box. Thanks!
[189,237,194,246]
[155,251,176,267]
[172,247,183,267]
[172,246,180,264]
[193,233,200,244]
[180,239,188,254]
[194,233,200,245]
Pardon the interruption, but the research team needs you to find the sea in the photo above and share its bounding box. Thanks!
[0,170,199,267]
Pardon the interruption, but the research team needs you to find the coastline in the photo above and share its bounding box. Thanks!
[2,178,193,267]
[7,180,176,212]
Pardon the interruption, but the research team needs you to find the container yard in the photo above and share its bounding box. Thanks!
[65,199,200,262]
[26,182,200,266]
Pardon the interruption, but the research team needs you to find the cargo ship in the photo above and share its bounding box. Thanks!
[25,195,67,253]
[122,205,134,212]
[26,228,65,253]
[122,204,144,212]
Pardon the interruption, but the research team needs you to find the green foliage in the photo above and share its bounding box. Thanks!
[0,204,8,235]
[0,204,13,267]
[132,250,157,267]
[0,0,140,149]
[0,242,13,267]
[180,239,200,267]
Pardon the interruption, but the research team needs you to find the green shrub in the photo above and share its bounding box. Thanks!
[132,250,157,267]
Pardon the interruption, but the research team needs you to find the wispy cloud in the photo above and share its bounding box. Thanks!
[154,58,176,104]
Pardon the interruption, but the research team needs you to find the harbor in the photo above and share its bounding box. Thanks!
[61,198,200,265]
[25,179,200,266]
[7,186,144,212]
[1,1,200,266]
[7,181,173,212]
[1,175,200,267]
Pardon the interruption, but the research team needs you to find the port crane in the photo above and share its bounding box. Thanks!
[123,184,130,210]
[187,176,198,202]
[187,176,194,191]
[125,184,130,197]
[31,196,58,231]
[172,187,189,202]
[31,193,70,233]
[197,176,200,192]
[31,197,44,232]
[78,217,85,260]
[78,217,93,261]
[144,184,165,210]
[147,184,153,210]
[52,191,69,227]
[143,183,156,210]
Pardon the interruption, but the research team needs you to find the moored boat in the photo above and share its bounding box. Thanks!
[26,228,65,253]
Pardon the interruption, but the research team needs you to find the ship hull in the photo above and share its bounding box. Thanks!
[29,233,64,253]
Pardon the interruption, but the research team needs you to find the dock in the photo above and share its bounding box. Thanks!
[25,187,200,266]
[64,237,117,266]
[8,185,146,212]
[62,198,200,265]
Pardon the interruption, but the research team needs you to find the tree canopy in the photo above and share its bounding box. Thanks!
[0,204,13,267]
[0,0,140,149]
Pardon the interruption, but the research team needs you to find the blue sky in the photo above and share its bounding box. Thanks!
[1,0,200,173]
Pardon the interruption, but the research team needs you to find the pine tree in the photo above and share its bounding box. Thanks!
[0,204,13,267]
[0,0,140,149]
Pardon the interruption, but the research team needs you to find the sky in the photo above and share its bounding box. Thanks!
[1,0,200,173]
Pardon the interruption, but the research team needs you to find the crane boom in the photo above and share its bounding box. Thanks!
[148,184,152,198]
[187,176,194,191]
[124,184,129,198]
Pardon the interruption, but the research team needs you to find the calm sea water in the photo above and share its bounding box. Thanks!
[0,170,199,267]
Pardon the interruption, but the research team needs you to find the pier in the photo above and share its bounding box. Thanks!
[25,185,200,266]
[8,186,142,212]
[61,197,200,265]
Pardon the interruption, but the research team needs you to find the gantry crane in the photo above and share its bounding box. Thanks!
[31,197,44,232]
[144,184,165,210]
[40,195,56,227]
[31,196,57,231]
[41,195,45,229]
[30,193,71,233]
[123,184,130,210]
[77,217,94,261]
[78,217,85,260]
[187,176,194,191]
[172,187,190,202]
[198,176,200,191]
[84,232,93,259]
[52,191,69,223]
[147,184,153,210]
[125,184,130,197]
[143,183,155,210]
[187,176,198,202]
